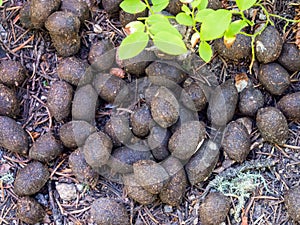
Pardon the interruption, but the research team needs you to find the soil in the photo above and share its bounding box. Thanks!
[0,0,300,225]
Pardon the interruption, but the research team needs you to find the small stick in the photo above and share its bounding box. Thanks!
[5,6,22,11]
[0,180,4,200]
[0,216,8,225]
[274,145,290,158]
[282,144,300,150]
[11,35,34,53]
[116,108,134,114]
[252,196,280,200]
[12,29,30,45]
[48,181,63,225]
[69,207,91,215]
[50,158,66,179]
[144,207,160,224]
[13,14,20,24]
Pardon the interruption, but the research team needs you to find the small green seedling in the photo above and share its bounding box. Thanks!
[175,0,255,62]
[42,80,49,87]
[119,0,300,71]
[118,0,255,62]
[119,0,187,59]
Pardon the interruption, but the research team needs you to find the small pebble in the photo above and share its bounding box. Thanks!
[164,205,173,213]
[56,183,77,201]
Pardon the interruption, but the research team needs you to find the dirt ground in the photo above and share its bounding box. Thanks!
[0,0,300,224]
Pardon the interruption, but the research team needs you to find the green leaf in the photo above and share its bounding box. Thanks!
[153,31,187,55]
[191,0,202,8]
[120,0,147,14]
[195,8,214,22]
[180,0,193,3]
[149,22,182,38]
[199,41,212,62]
[151,0,169,12]
[0,0,2,6]
[236,0,256,11]
[181,4,191,15]
[197,0,208,10]
[146,14,169,25]
[200,9,232,41]
[119,32,149,59]
[225,20,248,37]
[176,12,193,26]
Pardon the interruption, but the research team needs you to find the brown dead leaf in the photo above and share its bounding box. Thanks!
[191,32,200,48]
[235,73,249,92]
[224,35,236,49]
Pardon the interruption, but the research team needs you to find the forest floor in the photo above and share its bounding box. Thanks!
[0,0,300,224]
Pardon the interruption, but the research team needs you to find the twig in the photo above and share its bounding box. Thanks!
[5,6,22,11]
[11,35,34,53]
[281,143,300,150]
[12,29,30,45]
[252,196,280,200]
[2,203,14,224]
[116,108,134,114]
[0,216,8,224]
[48,181,63,225]
[274,145,291,158]
[144,207,159,224]
[69,207,91,215]
[0,180,4,200]
[50,158,66,179]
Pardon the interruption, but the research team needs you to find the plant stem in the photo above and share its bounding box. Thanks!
[137,17,147,20]
[255,3,274,26]
[240,11,254,26]
[269,13,300,23]
[191,6,201,46]
[237,3,274,72]
[143,0,153,14]
[246,20,269,72]
[164,15,176,19]
[269,13,300,33]
[244,2,300,71]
